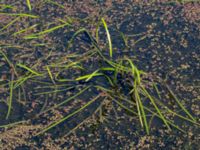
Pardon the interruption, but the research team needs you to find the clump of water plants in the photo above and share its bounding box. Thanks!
[24,18,198,136]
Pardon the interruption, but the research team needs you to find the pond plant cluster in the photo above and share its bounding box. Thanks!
[0,0,199,149]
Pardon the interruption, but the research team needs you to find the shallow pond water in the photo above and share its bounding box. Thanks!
[0,0,200,149]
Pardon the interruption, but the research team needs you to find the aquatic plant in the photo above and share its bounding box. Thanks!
[34,18,198,135]
[0,6,198,136]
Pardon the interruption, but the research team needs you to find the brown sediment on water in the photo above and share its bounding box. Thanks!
[0,15,11,23]
[0,124,41,149]
[183,2,200,24]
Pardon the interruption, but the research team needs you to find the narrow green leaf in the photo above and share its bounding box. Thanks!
[76,70,103,81]
[17,63,43,76]
[36,94,100,135]
[0,13,39,18]
[101,18,113,58]
[13,24,38,36]
[6,76,14,119]
[26,0,32,11]
[46,66,55,84]
[141,86,171,130]
[0,17,20,32]
[166,84,196,122]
